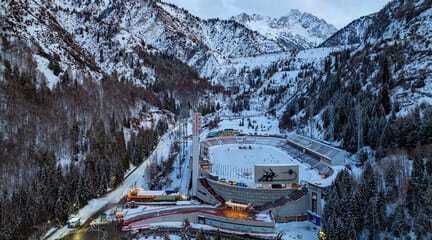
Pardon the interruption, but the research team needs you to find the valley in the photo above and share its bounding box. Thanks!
[1,0,432,240]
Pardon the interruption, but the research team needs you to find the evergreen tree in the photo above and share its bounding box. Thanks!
[195,229,206,240]
[384,163,398,201]
[380,85,391,115]
[54,187,69,224]
[366,196,378,240]
[390,204,408,238]
[376,191,386,230]
[163,233,170,240]
[215,230,222,240]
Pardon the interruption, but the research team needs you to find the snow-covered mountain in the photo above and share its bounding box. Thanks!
[51,0,289,82]
[2,0,432,239]
[2,0,336,89]
[253,0,432,150]
[2,0,104,88]
[232,10,338,49]
[321,0,432,47]
[2,0,290,88]
[320,14,376,47]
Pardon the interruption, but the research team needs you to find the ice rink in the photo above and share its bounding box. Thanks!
[208,144,314,187]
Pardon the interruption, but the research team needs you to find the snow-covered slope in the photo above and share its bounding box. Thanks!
[51,0,286,81]
[320,14,376,47]
[274,0,432,151]
[232,10,337,49]
[321,0,432,47]
[207,0,432,153]
[2,0,103,88]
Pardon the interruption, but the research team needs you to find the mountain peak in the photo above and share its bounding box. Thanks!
[232,10,337,49]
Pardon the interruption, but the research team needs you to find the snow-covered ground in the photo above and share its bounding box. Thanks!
[137,235,181,240]
[309,165,345,187]
[47,123,181,240]
[34,55,60,89]
[166,121,193,194]
[207,111,282,136]
[131,221,320,240]
[275,221,320,240]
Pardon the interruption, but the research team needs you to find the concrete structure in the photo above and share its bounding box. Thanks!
[191,112,201,196]
[196,177,314,222]
[286,133,348,166]
[123,205,275,234]
[198,215,275,233]
[194,134,346,223]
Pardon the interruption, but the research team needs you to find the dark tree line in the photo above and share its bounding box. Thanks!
[280,42,432,154]
[275,18,432,240]
[231,96,250,113]
[197,101,220,116]
[0,42,173,239]
[321,146,432,240]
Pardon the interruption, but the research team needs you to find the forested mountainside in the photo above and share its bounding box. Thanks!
[1,0,432,239]
[0,0,217,238]
[0,41,169,239]
[51,0,286,81]
[322,147,432,240]
[319,14,376,47]
[321,0,432,47]
[232,10,337,49]
[279,0,432,153]
[216,1,432,237]
[275,0,432,239]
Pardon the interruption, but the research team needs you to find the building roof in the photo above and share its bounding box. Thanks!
[137,190,167,196]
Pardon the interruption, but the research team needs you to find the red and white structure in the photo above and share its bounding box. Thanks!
[192,112,201,137]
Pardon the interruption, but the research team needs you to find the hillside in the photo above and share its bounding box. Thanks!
[1,0,432,239]
[272,1,432,238]
[319,14,376,47]
[0,0,214,238]
[321,0,432,47]
[52,0,287,80]
[278,0,432,152]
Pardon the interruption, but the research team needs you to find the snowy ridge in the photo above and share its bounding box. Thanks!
[232,10,338,49]
[322,0,432,47]
[320,14,376,47]
[2,0,103,88]
[50,0,286,81]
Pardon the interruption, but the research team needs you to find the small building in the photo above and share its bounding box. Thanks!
[126,188,181,202]
[67,217,81,229]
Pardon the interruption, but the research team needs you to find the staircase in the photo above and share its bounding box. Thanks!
[199,178,225,203]
[257,189,308,211]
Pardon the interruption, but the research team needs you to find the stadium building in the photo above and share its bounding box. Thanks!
[193,130,348,224]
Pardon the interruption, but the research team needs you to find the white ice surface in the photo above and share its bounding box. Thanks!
[208,144,315,186]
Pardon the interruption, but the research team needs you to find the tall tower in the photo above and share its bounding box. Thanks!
[191,112,202,197]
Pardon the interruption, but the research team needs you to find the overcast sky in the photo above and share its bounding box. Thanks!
[164,0,390,28]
